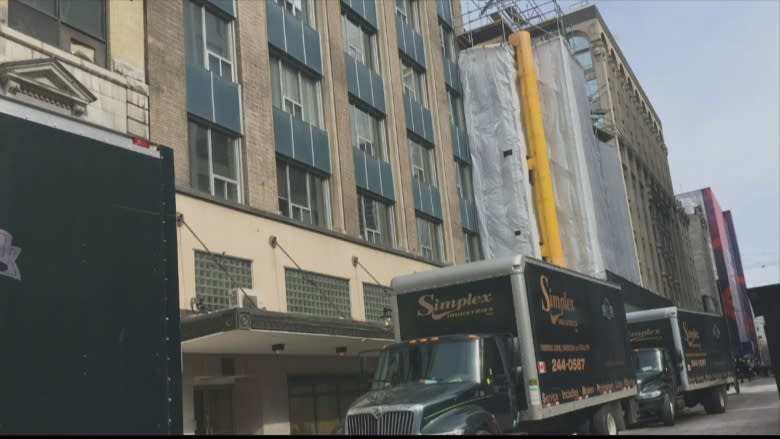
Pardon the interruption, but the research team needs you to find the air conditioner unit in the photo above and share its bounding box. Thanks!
[228,288,264,309]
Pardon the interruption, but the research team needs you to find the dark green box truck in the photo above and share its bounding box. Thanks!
[344,256,637,435]
[627,307,734,427]
[0,99,182,434]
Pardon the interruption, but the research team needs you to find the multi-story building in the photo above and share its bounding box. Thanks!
[530,5,700,306]
[144,0,481,434]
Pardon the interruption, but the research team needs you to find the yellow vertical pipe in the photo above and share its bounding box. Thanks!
[509,31,566,267]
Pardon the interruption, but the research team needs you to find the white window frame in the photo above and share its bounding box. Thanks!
[350,103,388,161]
[410,139,436,185]
[401,60,428,108]
[439,22,456,61]
[359,194,396,248]
[192,2,236,82]
[396,0,420,31]
[417,216,444,262]
[342,12,379,72]
[191,121,244,203]
[272,57,324,128]
[278,160,332,229]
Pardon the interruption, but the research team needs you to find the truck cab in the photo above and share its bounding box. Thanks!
[345,334,522,435]
[633,347,679,425]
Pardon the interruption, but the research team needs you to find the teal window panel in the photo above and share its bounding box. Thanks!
[437,0,454,29]
[412,178,424,212]
[209,0,235,18]
[395,15,406,54]
[412,178,442,220]
[273,107,294,159]
[303,25,322,75]
[412,31,426,69]
[403,94,414,133]
[444,57,461,94]
[291,117,314,166]
[284,13,305,64]
[212,74,241,134]
[396,17,425,69]
[431,186,442,219]
[354,147,368,189]
[186,63,214,122]
[312,126,331,173]
[451,124,471,163]
[345,53,359,96]
[357,61,372,104]
[363,0,378,31]
[266,1,285,51]
[370,69,386,114]
[404,94,434,145]
[341,0,377,32]
[422,107,434,144]
[379,159,395,201]
[460,198,478,232]
[366,156,382,194]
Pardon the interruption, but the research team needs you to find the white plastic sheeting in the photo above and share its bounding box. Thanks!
[459,44,541,259]
[459,36,640,283]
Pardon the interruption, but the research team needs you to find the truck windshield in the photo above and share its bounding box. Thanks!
[634,349,664,374]
[371,339,480,390]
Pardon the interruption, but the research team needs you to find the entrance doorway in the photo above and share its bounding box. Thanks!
[194,386,234,435]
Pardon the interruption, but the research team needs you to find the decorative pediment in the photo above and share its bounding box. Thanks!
[0,58,97,116]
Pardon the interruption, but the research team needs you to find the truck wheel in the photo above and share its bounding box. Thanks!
[703,386,727,414]
[661,393,676,426]
[475,430,491,435]
[592,404,618,435]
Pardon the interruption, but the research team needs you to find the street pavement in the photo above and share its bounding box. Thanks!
[627,377,780,435]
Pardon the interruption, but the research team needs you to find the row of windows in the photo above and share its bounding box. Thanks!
[194,251,391,320]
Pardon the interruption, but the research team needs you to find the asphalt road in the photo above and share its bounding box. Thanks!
[627,377,780,435]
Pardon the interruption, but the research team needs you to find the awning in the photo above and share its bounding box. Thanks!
[181,308,394,357]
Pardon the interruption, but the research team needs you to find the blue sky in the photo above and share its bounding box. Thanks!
[557,0,780,287]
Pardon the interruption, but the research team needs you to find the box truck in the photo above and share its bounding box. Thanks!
[344,256,637,435]
[626,307,734,426]
[0,98,182,434]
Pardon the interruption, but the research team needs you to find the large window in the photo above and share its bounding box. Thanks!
[288,376,362,435]
[350,104,387,161]
[448,92,465,128]
[194,250,252,311]
[358,194,395,249]
[277,160,330,228]
[401,59,428,107]
[285,268,350,319]
[275,0,315,28]
[363,283,392,321]
[455,161,474,201]
[8,0,107,66]
[270,57,323,128]
[417,216,444,263]
[185,0,236,82]
[342,12,378,72]
[465,232,483,263]
[439,22,456,61]
[409,138,436,185]
[189,120,243,203]
[395,0,420,31]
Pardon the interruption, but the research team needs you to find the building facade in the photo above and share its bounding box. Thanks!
[145,0,481,434]
[533,5,700,306]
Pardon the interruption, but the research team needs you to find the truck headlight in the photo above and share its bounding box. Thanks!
[638,389,662,399]
[431,427,465,435]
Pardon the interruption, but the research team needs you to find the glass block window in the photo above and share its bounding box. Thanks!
[286,268,351,319]
[363,283,392,322]
[194,250,252,311]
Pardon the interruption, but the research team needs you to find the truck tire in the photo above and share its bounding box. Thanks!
[475,430,491,435]
[592,404,618,435]
[703,386,727,414]
[661,393,675,426]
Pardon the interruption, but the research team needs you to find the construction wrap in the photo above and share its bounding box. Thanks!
[459,44,541,259]
[533,36,641,283]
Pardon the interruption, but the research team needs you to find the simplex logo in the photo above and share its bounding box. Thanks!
[416,292,495,321]
[540,275,578,327]
[682,321,702,350]
[0,228,22,281]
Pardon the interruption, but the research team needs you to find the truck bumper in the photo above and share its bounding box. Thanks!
[635,395,664,419]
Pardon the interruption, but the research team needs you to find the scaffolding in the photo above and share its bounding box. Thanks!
[459,0,572,46]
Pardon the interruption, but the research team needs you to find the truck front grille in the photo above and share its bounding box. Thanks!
[346,410,416,435]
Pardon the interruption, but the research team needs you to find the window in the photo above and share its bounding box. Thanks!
[8,0,107,66]
[401,59,428,107]
[275,0,315,28]
[409,138,436,185]
[448,92,465,128]
[439,22,456,61]
[395,0,420,31]
[350,104,387,161]
[270,57,323,128]
[358,194,395,249]
[417,216,444,262]
[189,120,243,203]
[465,232,483,262]
[277,160,330,228]
[285,268,350,318]
[194,250,252,311]
[342,12,378,72]
[363,283,392,321]
[455,161,474,201]
[185,0,235,82]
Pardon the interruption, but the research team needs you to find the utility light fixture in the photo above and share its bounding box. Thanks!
[272,343,285,354]
[382,307,393,328]
[336,346,347,357]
